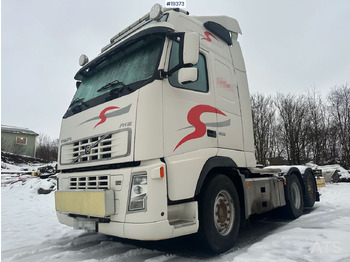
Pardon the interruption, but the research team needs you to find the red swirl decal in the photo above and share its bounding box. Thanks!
[202,31,217,42]
[94,106,119,128]
[174,105,226,151]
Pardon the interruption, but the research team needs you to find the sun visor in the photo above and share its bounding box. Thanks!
[74,26,174,80]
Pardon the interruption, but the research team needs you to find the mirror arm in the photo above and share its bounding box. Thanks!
[167,32,185,66]
[167,64,182,77]
[156,69,168,80]
[166,31,199,76]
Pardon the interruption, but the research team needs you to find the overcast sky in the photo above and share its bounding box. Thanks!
[2,0,350,139]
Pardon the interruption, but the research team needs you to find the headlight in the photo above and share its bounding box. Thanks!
[128,173,147,211]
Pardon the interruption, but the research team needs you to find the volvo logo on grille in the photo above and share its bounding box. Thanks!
[72,134,109,163]
[84,145,92,155]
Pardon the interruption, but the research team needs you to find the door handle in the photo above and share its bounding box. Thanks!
[207,129,217,138]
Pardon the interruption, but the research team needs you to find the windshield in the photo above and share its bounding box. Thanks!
[64,35,165,118]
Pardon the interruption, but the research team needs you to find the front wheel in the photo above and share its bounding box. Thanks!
[198,175,241,254]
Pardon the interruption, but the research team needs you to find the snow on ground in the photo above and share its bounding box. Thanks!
[318,164,350,179]
[222,183,350,262]
[1,160,57,186]
[2,166,350,261]
[305,163,350,180]
[1,178,81,251]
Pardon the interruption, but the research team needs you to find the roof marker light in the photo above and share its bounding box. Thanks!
[150,4,163,21]
[79,54,89,66]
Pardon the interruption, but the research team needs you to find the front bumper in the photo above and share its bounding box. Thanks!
[57,207,198,240]
[55,159,198,240]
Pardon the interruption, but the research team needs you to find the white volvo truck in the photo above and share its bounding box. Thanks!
[55,4,319,253]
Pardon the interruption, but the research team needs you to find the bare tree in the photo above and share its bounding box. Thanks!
[305,89,329,165]
[251,93,276,165]
[269,119,286,160]
[36,134,58,162]
[328,84,350,169]
[275,93,309,165]
[250,84,349,168]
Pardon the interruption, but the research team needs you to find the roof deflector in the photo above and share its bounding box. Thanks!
[204,21,232,45]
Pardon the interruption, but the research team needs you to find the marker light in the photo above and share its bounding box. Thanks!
[160,166,165,178]
[150,4,163,20]
[79,54,89,66]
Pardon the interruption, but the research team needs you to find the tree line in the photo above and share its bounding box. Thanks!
[251,83,350,169]
[35,134,58,162]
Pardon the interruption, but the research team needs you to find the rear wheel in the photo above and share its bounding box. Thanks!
[284,173,304,219]
[199,175,240,254]
[303,170,317,208]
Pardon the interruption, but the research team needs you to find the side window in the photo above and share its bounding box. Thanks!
[168,41,208,92]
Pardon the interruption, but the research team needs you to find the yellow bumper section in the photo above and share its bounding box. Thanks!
[55,190,114,217]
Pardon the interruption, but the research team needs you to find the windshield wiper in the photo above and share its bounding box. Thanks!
[97,79,125,92]
[69,97,85,107]
[69,97,88,113]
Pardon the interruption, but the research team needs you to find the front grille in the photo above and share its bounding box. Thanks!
[60,129,131,165]
[69,175,109,189]
[72,134,113,163]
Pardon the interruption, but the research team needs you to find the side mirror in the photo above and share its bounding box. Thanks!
[182,32,199,65]
[178,68,198,84]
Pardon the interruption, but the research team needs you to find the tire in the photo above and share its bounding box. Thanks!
[284,173,304,219]
[198,174,240,254]
[303,170,317,208]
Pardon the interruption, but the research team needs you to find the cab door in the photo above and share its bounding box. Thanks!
[163,41,218,157]
[213,56,244,151]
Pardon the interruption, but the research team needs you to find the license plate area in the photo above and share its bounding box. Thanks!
[74,217,97,232]
[55,190,115,217]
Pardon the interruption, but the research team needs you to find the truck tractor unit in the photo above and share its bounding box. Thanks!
[55,4,319,253]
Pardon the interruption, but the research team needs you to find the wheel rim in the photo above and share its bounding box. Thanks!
[306,176,314,197]
[291,182,301,209]
[213,190,235,236]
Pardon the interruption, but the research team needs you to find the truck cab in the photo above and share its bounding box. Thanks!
[56,4,318,253]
